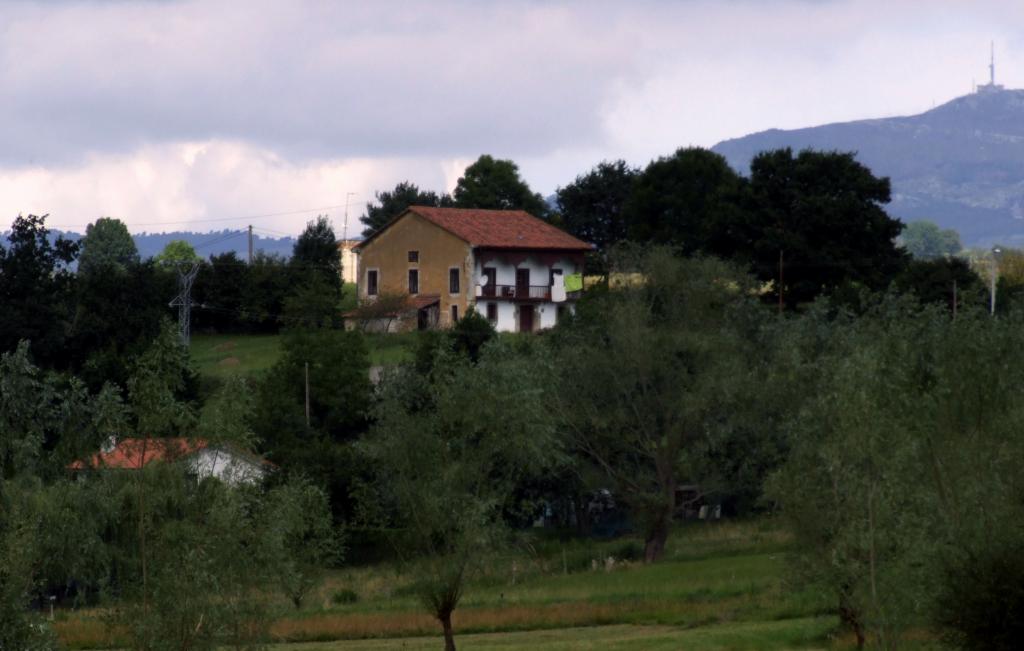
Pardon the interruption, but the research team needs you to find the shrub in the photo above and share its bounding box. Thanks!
[934,542,1024,650]
[609,540,643,562]
[331,589,359,605]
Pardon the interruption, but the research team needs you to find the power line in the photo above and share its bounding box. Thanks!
[45,200,372,231]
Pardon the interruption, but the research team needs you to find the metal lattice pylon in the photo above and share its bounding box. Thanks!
[168,262,200,346]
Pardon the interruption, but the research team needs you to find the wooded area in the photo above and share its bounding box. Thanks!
[3,148,1023,650]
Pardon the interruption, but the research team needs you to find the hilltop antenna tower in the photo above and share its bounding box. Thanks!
[169,262,200,347]
[977,42,1004,94]
[990,40,996,86]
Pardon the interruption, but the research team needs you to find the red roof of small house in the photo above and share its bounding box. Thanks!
[358,207,594,251]
[68,437,274,471]
[68,437,206,470]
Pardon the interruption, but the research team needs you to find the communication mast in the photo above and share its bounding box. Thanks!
[977,41,1005,94]
[990,40,996,86]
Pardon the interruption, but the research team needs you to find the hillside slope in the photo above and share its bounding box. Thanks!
[713,88,1024,246]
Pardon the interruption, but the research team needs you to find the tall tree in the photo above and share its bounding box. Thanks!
[553,247,759,561]
[78,217,139,275]
[292,215,342,299]
[194,251,247,333]
[360,342,558,651]
[0,214,78,366]
[737,148,908,307]
[68,260,175,390]
[623,148,747,254]
[556,160,638,271]
[361,181,449,237]
[452,155,549,217]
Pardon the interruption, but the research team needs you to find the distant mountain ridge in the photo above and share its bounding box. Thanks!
[0,229,297,261]
[712,88,1024,246]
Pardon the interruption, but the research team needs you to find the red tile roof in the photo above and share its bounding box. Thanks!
[68,437,274,471]
[360,207,594,251]
[69,437,206,470]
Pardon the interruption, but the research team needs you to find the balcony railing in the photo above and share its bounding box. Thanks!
[480,284,581,301]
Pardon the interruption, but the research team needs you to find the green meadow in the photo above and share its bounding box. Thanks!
[55,520,911,650]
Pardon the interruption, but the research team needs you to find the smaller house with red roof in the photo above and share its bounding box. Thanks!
[350,206,593,333]
[69,437,272,487]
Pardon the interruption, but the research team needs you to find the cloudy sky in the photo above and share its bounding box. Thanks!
[2,0,1023,236]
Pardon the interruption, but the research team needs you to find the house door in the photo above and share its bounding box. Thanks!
[519,305,535,333]
[515,268,530,297]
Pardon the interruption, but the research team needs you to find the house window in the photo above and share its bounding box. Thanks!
[550,268,563,286]
[449,268,460,294]
[486,302,497,323]
[408,250,419,262]
[451,304,459,323]
[367,269,378,296]
[408,269,419,295]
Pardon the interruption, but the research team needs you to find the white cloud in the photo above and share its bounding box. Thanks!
[3,0,1024,233]
[0,141,457,234]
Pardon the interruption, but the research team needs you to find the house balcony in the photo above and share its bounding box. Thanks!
[479,284,581,301]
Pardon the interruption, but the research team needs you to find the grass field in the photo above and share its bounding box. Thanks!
[189,331,416,384]
[276,620,838,650]
[55,520,875,650]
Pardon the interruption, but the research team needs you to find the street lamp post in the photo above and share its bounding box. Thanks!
[990,246,1002,316]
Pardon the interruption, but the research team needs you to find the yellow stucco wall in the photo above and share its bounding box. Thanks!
[356,213,473,327]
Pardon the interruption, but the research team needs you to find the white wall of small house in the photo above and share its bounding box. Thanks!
[188,448,267,486]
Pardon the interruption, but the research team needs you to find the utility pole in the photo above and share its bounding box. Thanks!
[304,362,311,428]
[990,246,1001,316]
[248,224,253,265]
[168,262,200,346]
[343,192,356,242]
[778,250,784,315]
[952,280,958,320]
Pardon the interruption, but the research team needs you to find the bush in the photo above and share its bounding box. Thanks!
[934,542,1024,650]
[331,589,358,605]
[609,540,643,562]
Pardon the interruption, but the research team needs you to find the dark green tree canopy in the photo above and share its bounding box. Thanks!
[623,148,746,255]
[736,148,908,306]
[895,257,983,311]
[452,155,549,218]
[556,160,638,254]
[361,181,450,237]
[78,217,139,274]
[0,214,78,365]
[292,215,342,296]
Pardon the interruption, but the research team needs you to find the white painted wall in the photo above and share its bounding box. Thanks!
[188,447,268,486]
[469,252,580,333]
[472,254,580,289]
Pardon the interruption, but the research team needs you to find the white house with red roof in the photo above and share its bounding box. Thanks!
[351,206,593,333]
[69,437,272,486]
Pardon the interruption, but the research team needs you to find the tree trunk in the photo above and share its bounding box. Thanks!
[440,610,456,651]
[839,592,865,649]
[643,513,670,563]
[643,481,675,563]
